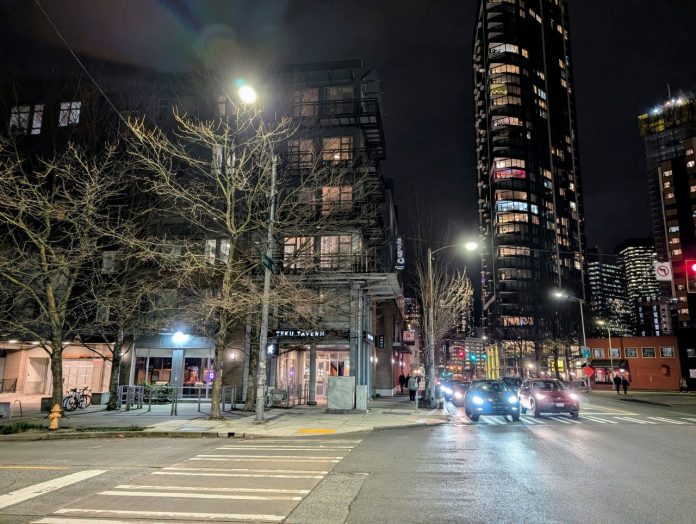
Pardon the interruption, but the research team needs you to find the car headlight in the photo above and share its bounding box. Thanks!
[508,395,518,404]
[454,391,463,399]
[568,393,579,401]
[472,396,484,405]
[535,393,546,400]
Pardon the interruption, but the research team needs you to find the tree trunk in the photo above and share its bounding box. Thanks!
[244,346,258,411]
[50,339,63,411]
[553,350,561,380]
[209,313,229,420]
[106,340,123,411]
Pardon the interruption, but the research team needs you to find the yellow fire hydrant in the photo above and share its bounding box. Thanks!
[47,404,62,431]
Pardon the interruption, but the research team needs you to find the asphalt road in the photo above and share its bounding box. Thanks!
[0,394,694,523]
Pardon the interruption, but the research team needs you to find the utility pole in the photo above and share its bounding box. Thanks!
[255,153,277,423]
[427,247,436,405]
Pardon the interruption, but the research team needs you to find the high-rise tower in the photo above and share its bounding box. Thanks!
[474,0,586,348]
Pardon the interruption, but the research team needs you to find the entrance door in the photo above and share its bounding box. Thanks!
[26,357,49,394]
[63,360,94,391]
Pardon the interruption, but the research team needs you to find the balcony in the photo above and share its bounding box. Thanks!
[282,253,380,274]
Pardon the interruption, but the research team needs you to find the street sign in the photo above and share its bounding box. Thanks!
[262,254,275,271]
[654,261,673,282]
[581,347,591,358]
[377,335,385,348]
[583,366,595,377]
[266,342,279,357]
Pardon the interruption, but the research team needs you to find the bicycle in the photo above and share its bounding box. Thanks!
[62,387,92,412]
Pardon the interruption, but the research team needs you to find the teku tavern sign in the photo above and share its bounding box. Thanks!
[273,329,326,338]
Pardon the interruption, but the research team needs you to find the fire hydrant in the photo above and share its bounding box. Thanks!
[47,404,62,431]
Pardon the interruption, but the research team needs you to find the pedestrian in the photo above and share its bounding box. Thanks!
[613,374,621,395]
[621,375,629,395]
[680,377,688,393]
[407,375,418,402]
[399,373,406,394]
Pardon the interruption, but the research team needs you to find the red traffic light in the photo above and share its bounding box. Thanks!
[686,260,696,293]
[691,262,696,273]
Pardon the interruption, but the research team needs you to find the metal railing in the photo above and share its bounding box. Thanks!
[10,399,22,418]
[117,385,144,411]
[0,379,17,393]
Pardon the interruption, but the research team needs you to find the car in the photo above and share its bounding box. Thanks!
[501,376,523,394]
[441,381,471,406]
[518,378,580,418]
[463,380,520,422]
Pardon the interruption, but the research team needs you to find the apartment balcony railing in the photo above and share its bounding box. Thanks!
[282,253,378,274]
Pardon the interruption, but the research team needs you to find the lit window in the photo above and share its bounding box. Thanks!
[663,170,673,177]
[625,347,637,358]
[492,116,523,127]
[592,348,604,358]
[59,101,81,126]
[687,148,694,156]
[9,104,43,135]
[320,235,355,269]
[288,139,314,167]
[492,96,521,106]
[642,347,656,358]
[284,237,314,269]
[293,88,319,117]
[495,158,526,169]
[490,63,520,75]
[687,160,695,168]
[322,136,353,161]
[321,186,353,214]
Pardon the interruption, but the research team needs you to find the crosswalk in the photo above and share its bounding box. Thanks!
[31,438,361,523]
[456,414,696,426]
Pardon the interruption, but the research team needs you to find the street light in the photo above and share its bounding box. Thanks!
[596,319,614,381]
[238,85,258,104]
[552,289,587,385]
[426,240,478,404]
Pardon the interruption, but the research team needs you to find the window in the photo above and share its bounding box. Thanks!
[498,246,530,257]
[687,348,696,358]
[489,43,519,55]
[686,148,694,156]
[593,348,604,358]
[642,347,656,358]
[101,251,116,274]
[492,96,521,106]
[205,239,217,264]
[609,348,621,358]
[9,104,44,135]
[287,139,314,166]
[497,212,528,224]
[321,186,352,214]
[326,85,354,101]
[322,136,353,161]
[217,95,227,117]
[495,158,525,169]
[493,116,523,127]
[688,160,696,168]
[320,235,354,269]
[660,347,675,358]
[490,64,520,75]
[625,347,637,358]
[293,88,319,117]
[284,237,314,269]
[496,200,529,212]
[59,101,81,126]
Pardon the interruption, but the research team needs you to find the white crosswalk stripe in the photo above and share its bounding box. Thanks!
[615,416,656,424]
[32,439,361,523]
[680,417,696,423]
[647,417,687,424]
[547,416,574,424]
[519,416,544,424]
[583,416,618,424]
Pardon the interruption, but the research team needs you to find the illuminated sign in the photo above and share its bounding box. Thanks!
[273,329,326,338]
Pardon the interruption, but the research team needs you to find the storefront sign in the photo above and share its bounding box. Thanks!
[377,335,385,348]
[403,331,416,343]
[395,237,405,271]
[273,329,326,338]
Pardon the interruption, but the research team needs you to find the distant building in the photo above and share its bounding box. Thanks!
[586,336,680,391]
[615,239,672,336]
[473,0,586,345]
[586,248,632,335]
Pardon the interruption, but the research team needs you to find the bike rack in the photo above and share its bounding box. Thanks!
[9,399,22,418]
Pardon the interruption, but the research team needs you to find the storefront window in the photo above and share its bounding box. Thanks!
[134,356,173,385]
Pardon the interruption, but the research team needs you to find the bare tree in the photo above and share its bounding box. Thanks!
[0,138,128,409]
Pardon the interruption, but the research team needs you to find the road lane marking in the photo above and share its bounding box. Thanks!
[519,416,543,424]
[680,417,696,423]
[188,457,340,463]
[33,518,156,524]
[583,416,617,424]
[98,490,303,501]
[217,446,355,450]
[195,454,344,460]
[164,466,329,474]
[115,484,311,494]
[0,470,106,510]
[615,417,656,424]
[297,428,337,434]
[547,416,573,424]
[480,417,505,425]
[0,466,69,470]
[54,508,285,522]
[648,417,687,425]
[153,471,324,479]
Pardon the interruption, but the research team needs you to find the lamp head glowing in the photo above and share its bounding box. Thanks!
[238,85,258,104]
[464,241,479,252]
[172,331,190,344]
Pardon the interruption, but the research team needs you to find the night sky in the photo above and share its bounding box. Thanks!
[2,0,696,254]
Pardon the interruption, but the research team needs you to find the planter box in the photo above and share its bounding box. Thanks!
[91,392,110,405]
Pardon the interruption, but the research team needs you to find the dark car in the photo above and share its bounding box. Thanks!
[441,381,471,406]
[463,380,520,422]
[518,379,580,418]
[501,376,523,394]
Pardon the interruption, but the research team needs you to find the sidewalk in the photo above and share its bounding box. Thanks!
[591,389,696,407]
[0,393,449,439]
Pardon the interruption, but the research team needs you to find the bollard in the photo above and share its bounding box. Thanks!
[47,404,62,430]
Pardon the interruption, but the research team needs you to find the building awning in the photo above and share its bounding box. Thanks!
[588,360,629,369]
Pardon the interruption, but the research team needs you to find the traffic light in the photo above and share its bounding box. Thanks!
[469,354,477,362]
[687,260,696,293]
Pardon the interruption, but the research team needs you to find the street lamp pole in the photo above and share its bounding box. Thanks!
[255,152,277,423]
[427,246,436,404]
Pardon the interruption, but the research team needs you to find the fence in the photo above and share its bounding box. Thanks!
[0,379,17,393]
[117,385,144,411]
